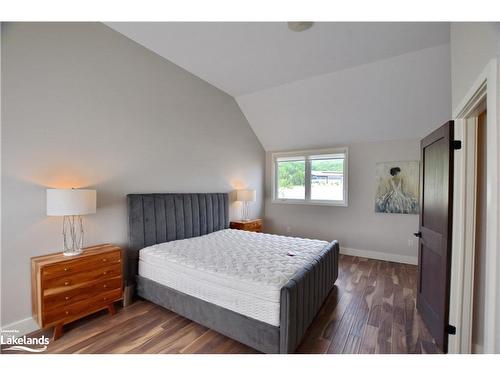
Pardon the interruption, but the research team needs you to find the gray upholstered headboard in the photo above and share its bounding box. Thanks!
[126,193,229,282]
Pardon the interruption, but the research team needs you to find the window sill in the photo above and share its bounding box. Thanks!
[271,199,348,207]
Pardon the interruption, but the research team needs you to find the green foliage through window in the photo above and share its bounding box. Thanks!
[311,159,343,172]
[277,158,344,190]
[277,161,305,189]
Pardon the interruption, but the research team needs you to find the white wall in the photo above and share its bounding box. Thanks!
[265,139,421,264]
[1,23,265,331]
[450,23,500,111]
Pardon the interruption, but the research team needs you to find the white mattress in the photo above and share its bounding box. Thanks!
[139,229,328,326]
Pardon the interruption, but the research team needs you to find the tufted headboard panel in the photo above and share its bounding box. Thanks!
[126,193,229,282]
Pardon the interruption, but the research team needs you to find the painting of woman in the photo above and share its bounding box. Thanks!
[375,162,419,214]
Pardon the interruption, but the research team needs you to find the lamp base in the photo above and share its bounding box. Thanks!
[241,201,252,221]
[63,249,83,257]
[62,215,85,256]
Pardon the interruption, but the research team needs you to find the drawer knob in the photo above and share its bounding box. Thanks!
[103,284,107,288]
[103,271,108,275]
[65,296,70,301]
[65,311,69,315]
[64,267,70,272]
[103,297,108,301]
[102,258,107,262]
[64,281,70,286]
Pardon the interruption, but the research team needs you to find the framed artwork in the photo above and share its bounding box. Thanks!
[375,161,419,214]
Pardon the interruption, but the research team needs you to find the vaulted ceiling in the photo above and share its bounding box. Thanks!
[106,22,451,150]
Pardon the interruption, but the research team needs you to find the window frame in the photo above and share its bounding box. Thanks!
[271,147,348,207]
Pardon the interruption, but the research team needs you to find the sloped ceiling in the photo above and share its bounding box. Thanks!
[237,44,451,150]
[106,22,451,150]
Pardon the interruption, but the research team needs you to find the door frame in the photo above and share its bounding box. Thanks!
[449,59,498,354]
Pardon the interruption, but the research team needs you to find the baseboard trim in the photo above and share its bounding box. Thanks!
[340,247,418,265]
[1,316,39,337]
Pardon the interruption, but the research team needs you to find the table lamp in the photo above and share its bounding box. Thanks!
[47,188,97,256]
[236,189,256,222]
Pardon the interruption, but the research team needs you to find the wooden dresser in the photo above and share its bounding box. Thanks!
[230,219,263,233]
[31,244,123,340]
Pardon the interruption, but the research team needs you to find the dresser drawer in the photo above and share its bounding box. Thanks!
[43,263,122,293]
[43,277,122,312]
[43,289,122,325]
[42,250,121,280]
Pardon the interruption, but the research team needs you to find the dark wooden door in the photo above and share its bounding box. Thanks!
[416,121,454,353]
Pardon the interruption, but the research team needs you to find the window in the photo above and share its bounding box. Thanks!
[272,148,348,206]
[276,156,306,199]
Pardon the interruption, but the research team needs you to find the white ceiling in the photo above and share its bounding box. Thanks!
[106,22,450,97]
[106,22,451,150]
[237,44,451,150]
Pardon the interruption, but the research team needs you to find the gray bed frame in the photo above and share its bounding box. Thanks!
[127,193,339,354]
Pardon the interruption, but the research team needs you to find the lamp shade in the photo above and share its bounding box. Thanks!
[236,189,256,202]
[47,189,97,216]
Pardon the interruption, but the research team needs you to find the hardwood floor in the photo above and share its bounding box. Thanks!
[10,255,440,354]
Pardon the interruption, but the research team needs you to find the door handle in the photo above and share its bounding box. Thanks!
[414,231,422,238]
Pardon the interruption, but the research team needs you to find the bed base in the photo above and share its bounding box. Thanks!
[136,240,339,354]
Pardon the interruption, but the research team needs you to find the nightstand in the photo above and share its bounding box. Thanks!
[31,244,123,340]
[230,219,263,233]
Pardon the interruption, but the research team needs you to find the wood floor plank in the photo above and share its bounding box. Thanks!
[126,320,205,354]
[49,302,165,353]
[359,325,378,354]
[366,268,385,328]
[296,286,351,353]
[17,256,440,355]
[180,329,228,354]
[343,334,361,354]
[327,267,369,353]
[157,323,210,354]
[391,323,406,354]
[25,300,154,353]
[74,310,173,353]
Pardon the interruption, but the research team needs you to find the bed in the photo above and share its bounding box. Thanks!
[127,193,339,354]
